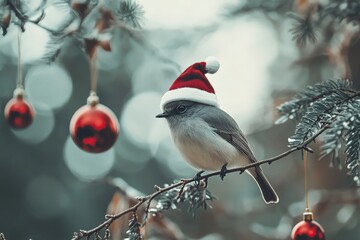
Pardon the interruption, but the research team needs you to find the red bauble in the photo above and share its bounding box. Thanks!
[70,103,119,153]
[291,220,325,240]
[4,96,34,129]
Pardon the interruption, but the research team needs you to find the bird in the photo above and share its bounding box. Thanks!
[156,57,279,204]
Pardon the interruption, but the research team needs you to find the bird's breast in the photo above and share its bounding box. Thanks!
[170,119,240,171]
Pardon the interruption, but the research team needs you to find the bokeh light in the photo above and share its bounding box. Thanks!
[97,34,122,71]
[40,2,76,32]
[148,118,170,155]
[336,205,356,224]
[139,0,237,29]
[25,175,70,219]
[131,60,178,94]
[64,136,115,181]
[25,64,73,110]
[12,23,50,63]
[114,134,151,173]
[11,104,55,144]
[1,1,358,240]
[0,71,16,98]
[0,53,5,70]
[21,0,44,13]
[120,91,164,148]
[0,28,18,59]
[189,18,279,131]
[0,102,4,130]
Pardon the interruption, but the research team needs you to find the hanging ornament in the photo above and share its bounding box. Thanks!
[70,93,119,153]
[69,48,119,153]
[291,210,325,240]
[291,151,326,240]
[4,88,34,129]
[4,29,35,129]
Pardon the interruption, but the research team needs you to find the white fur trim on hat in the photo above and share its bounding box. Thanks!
[160,87,219,111]
[205,56,220,74]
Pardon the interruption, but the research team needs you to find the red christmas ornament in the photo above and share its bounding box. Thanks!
[4,89,34,129]
[291,211,325,240]
[70,96,119,153]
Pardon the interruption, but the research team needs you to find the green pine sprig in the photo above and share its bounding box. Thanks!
[276,79,360,185]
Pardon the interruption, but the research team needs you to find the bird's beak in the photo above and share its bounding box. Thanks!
[156,112,170,118]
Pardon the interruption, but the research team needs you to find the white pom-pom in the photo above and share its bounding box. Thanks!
[205,56,220,74]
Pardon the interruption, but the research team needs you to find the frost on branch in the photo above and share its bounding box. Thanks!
[125,213,142,240]
[275,80,353,125]
[102,179,217,240]
[156,182,216,217]
[276,80,360,185]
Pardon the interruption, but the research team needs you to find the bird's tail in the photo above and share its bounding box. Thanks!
[252,167,279,204]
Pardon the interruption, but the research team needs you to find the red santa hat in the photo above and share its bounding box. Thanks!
[160,57,220,111]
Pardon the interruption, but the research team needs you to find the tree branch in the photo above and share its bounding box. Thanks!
[5,0,45,31]
[72,125,329,239]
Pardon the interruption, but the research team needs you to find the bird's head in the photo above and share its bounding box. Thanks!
[156,100,201,124]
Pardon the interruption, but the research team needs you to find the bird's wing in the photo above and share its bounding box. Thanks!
[213,129,257,163]
[199,107,257,163]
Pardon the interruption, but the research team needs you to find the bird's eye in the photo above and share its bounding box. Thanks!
[176,105,187,113]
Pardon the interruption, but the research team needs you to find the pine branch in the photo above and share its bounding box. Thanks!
[0,5,11,35]
[275,80,353,124]
[71,126,327,240]
[125,213,142,240]
[289,13,317,46]
[321,0,360,24]
[287,90,351,146]
[154,182,216,218]
[288,88,360,147]
[0,0,182,69]
[277,80,360,185]
[116,0,144,28]
[289,0,360,45]
[4,0,45,31]
[343,101,360,184]
[228,0,291,16]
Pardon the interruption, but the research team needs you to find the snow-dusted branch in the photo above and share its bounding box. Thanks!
[71,125,328,240]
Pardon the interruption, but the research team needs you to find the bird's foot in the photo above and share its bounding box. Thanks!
[193,170,205,186]
[202,177,208,188]
[220,163,228,181]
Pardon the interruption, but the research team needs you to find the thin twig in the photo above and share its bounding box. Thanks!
[72,125,328,239]
[73,197,147,240]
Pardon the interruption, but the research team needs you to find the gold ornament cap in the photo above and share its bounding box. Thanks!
[13,87,25,98]
[303,208,313,222]
[87,91,99,106]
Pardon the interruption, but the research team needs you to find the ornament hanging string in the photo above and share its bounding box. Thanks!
[291,150,326,240]
[5,28,35,129]
[17,28,23,88]
[304,150,309,211]
[89,52,98,96]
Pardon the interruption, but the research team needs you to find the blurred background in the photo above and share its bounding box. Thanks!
[0,0,359,239]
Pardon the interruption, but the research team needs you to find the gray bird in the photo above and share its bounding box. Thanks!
[156,100,279,204]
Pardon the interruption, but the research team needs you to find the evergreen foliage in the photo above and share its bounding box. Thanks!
[290,0,360,45]
[276,80,360,185]
[155,183,216,217]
